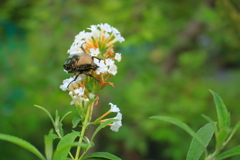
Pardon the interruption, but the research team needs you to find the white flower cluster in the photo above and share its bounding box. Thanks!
[67,23,124,55]
[69,87,95,106]
[94,57,119,76]
[60,23,123,132]
[108,103,122,132]
[60,74,86,91]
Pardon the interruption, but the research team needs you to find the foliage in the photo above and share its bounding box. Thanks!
[1,0,240,159]
[151,90,240,160]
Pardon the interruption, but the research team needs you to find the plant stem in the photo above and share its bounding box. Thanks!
[74,104,91,160]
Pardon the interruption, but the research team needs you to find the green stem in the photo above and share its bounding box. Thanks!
[74,104,91,160]
[69,152,74,159]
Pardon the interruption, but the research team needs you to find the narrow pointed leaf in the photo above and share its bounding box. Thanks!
[60,111,72,123]
[34,105,54,124]
[0,133,46,160]
[187,123,214,160]
[150,116,207,156]
[44,130,55,160]
[209,90,230,129]
[216,145,240,160]
[53,131,80,160]
[225,121,240,144]
[82,152,121,160]
[54,111,64,137]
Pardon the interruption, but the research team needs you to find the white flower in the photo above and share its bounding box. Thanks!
[112,27,120,35]
[74,87,85,96]
[94,59,108,75]
[80,96,89,102]
[69,89,89,106]
[60,77,74,91]
[108,64,118,75]
[91,29,101,38]
[114,34,125,43]
[89,93,95,99]
[99,23,112,32]
[88,25,98,32]
[89,48,100,57]
[109,103,120,112]
[60,74,86,92]
[74,31,86,43]
[115,53,122,62]
[102,32,110,39]
[105,58,114,66]
[67,44,83,54]
[110,112,122,132]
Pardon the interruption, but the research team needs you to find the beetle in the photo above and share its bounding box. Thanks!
[63,44,100,87]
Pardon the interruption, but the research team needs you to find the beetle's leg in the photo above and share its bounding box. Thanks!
[80,41,87,53]
[92,56,101,62]
[67,73,80,88]
[83,71,99,82]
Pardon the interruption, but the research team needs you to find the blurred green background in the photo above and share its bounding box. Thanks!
[1,0,240,160]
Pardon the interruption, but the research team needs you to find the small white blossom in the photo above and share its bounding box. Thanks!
[105,58,114,66]
[91,29,101,38]
[80,97,89,102]
[89,93,95,99]
[60,75,86,91]
[115,53,122,62]
[99,23,112,32]
[109,103,120,112]
[60,77,74,91]
[102,32,110,39]
[114,34,125,43]
[94,59,108,75]
[108,64,118,75]
[88,25,98,32]
[69,91,73,96]
[67,44,83,54]
[110,112,122,132]
[84,32,94,41]
[74,32,86,43]
[90,48,100,57]
[74,87,85,96]
[112,27,120,35]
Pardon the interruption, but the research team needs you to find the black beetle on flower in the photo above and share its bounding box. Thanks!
[63,43,101,87]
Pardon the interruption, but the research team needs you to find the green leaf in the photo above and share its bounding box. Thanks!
[53,142,89,160]
[150,116,208,156]
[60,111,72,123]
[54,110,64,137]
[91,119,118,142]
[34,105,54,125]
[0,133,46,160]
[53,131,80,160]
[82,152,121,160]
[202,114,218,134]
[216,145,240,160]
[209,90,230,130]
[44,130,54,160]
[216,129,230,150]
[225,121,240,145]
[72,116,81,128]
[187,123,214,160]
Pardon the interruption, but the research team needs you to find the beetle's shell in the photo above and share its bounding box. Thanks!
[63,53,98,73]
